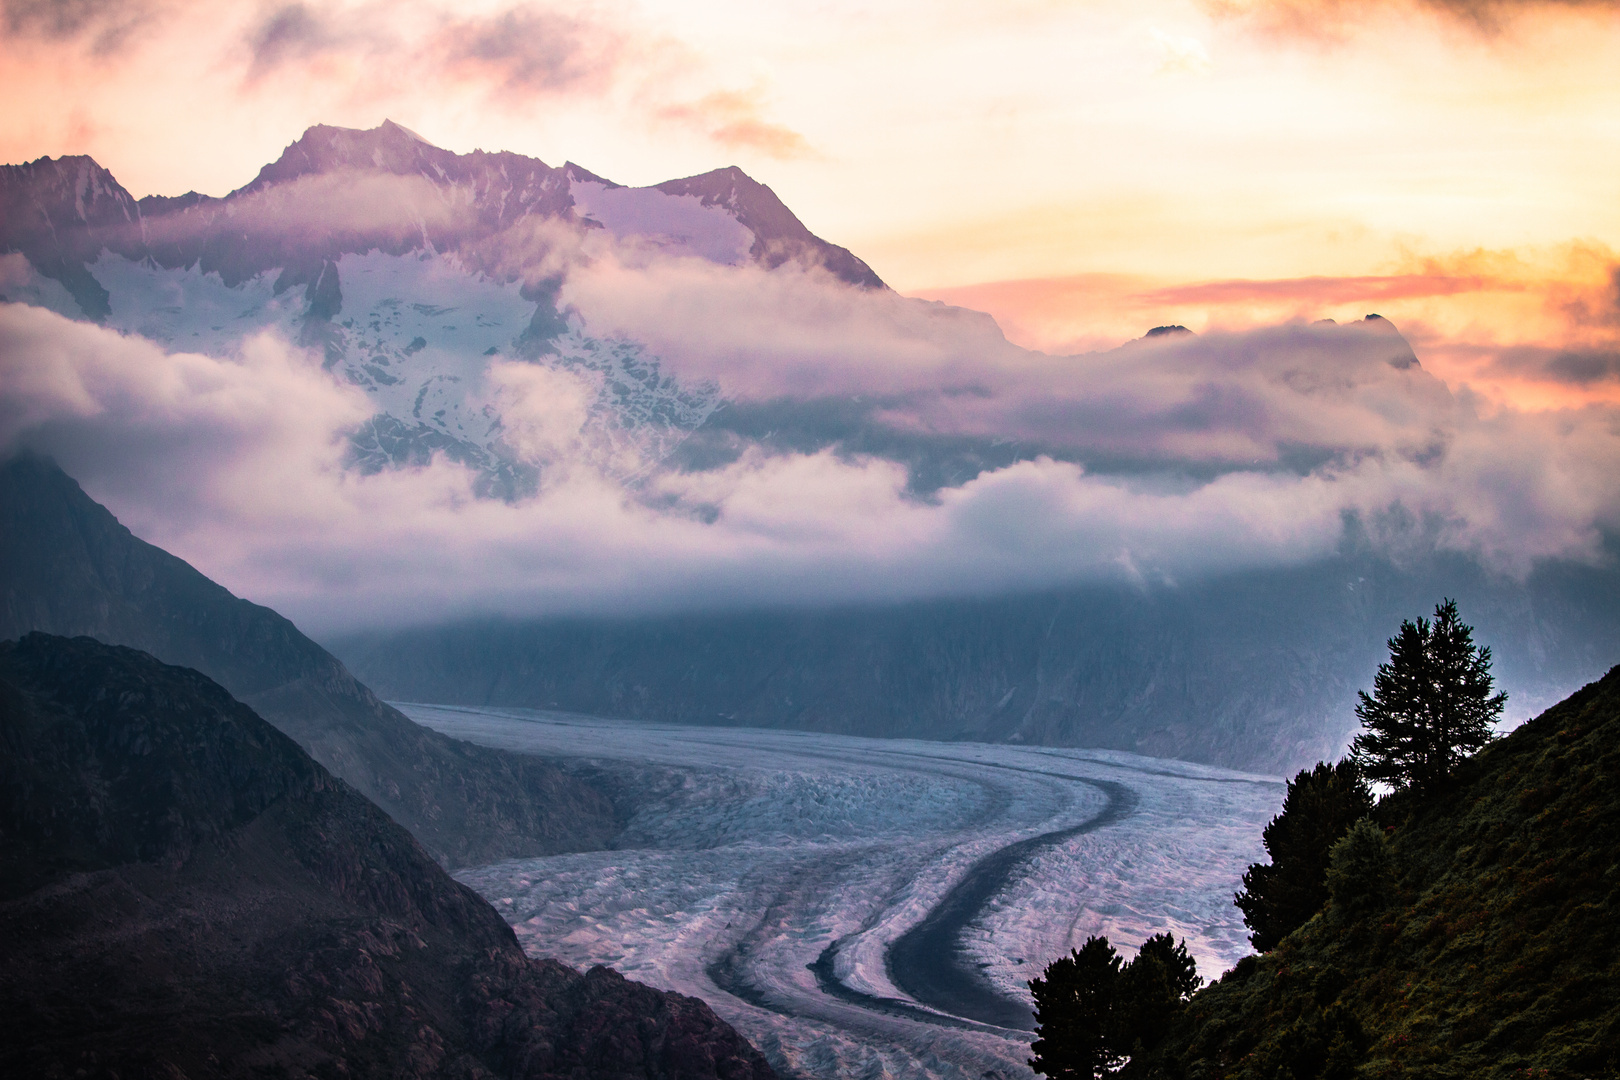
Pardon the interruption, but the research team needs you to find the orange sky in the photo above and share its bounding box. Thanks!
[3,0,1618,409]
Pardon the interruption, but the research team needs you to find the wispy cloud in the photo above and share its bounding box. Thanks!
[0,0,167,53]
[434,7,625,95]
[1208,0,1620,40]
[239,2,631,96]
[653,88,817,160]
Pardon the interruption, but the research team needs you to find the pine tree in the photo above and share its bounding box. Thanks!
[1114,933,1203,1054]
[1350,599,1505,793]
[1029,933,1202,1075]
[1029,936,1123,1079]
[1234,759,1373,951]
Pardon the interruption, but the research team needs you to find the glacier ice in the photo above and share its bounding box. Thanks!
[401,705,1282,1080]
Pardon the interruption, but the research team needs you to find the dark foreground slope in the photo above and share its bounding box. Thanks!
[1131,665,1620,1079]
[0,454,617,868]
[334,552,1620,775]
[0,634,775,1080]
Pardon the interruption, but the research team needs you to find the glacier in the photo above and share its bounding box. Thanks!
[401,704,1282,1080]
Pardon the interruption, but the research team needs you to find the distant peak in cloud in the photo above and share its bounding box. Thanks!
[1144,325,1195,338]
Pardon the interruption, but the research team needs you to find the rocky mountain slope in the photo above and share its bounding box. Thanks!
[0,453,619,867]
[0,632,776,1080]
[333,548,1620,776]
[1127,662,1620,1079]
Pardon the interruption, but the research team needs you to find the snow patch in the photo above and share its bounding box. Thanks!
[570,180,754,266]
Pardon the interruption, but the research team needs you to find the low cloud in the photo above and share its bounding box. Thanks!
[914,248,1620,413]
[563,246,1454,466]
[5,275,1619,634]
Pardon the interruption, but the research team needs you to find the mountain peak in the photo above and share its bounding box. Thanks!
[655,165,884,289]
[378,118,438,148]
[1355,313,1421,369]
[239,120,471,195]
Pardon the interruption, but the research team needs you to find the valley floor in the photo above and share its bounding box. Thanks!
[401,706,1283,1080]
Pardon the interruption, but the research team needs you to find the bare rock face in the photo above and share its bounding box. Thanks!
[0,633,777,1080]
[0,453,620,868]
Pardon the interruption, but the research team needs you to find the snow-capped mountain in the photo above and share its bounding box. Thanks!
[0,120,881,496]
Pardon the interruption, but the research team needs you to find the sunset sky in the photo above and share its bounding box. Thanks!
[5,0,1619,409]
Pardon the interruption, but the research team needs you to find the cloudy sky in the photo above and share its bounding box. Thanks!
[3,0,1620,630]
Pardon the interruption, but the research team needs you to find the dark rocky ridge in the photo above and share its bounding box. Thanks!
[333,548,1620,776]
[0,120,882,324]
[0,453,619,868]
[0,633,777,1080]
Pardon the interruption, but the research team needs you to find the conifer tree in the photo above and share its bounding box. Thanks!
[1350,599,1505,793]
[1029,933,1202,1076]
[1029,936,1123,1079]
[1114,933,1203,1054]
[1234,759,1372,951]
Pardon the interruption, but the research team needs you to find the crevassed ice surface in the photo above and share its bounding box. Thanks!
[400,705,1283,1080]
[83,250,721,489]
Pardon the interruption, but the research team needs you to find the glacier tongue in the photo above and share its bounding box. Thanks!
[406,705,1281,1080]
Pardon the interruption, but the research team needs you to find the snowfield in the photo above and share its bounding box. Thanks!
[399,705,1283,1080]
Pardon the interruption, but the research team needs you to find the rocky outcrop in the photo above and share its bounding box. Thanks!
[0,633,777,1080]
[0,453,619,868]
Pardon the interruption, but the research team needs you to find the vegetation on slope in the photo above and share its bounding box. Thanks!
[1131,662,1620,1079]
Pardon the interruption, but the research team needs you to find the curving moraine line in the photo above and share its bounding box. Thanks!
[712,770,1140,1035]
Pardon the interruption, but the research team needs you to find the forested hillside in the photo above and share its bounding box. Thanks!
[1130,664,1620,1078]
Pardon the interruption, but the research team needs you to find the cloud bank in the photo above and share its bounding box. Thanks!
[5,232,1620,636]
